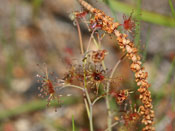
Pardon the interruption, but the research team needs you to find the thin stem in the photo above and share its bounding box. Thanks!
[87,28,97,51]
[92,36,100,49]
[59,84,84,91]
[84,98,90,118]
[104,121,119,131]
[97,33,105,49]
[89,105,93,131]
[84,88,94,131]
[82,17,91,31]
[72,115,75,131]
[109,53,126,80]
[91,35,114,130]
[90,35,112,129]
[81,44,94,131]
[82,55,94,131]
[92,95,104,106]
[105,53,126,131]
[105,93,112,131]
[75,18,84,55]
[84,88,92,105]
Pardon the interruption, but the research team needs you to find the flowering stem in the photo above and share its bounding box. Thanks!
[84,88,94,131]
[81,49,94,131]
[91,36,114,130]
[84,98,90,118]
[89,105,93,131]
[75,18,94,131]
[89,34,125,131]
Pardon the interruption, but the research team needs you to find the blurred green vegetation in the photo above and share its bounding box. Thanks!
[169,0,175,18]
[0,97,80,121]
[103,0,175,27]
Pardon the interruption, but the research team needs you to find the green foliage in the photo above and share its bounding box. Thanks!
[72,115,76,131]
[169,0,175,18]
[103,0,175,27]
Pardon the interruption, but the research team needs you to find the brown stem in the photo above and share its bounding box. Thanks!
[75,18,84,55]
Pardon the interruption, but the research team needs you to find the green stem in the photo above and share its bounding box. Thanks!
[84,88,94,131]
[84,98,90,118]
[82,48,93,131]
[105,94,112,131]
[72,115,75,131]
[92,95,104,106]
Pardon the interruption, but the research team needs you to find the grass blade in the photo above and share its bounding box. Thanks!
[72,115,75,131]
[169,0,175,18]
[134,0,141,48]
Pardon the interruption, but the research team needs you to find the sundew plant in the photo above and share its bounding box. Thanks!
[36,0,155,131]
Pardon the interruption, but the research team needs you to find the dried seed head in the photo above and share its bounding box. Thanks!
[111,90,129,104]
[91,50,107,63]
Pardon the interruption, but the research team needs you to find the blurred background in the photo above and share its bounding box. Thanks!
[0,0,175,130]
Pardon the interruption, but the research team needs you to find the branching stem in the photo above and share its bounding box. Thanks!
[92,95,104,106]
[104,121,119,131]
[84,88,94,131]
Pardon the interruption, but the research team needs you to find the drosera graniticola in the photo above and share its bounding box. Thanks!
[122,10,135,32]
[76,1,154,130]
[36,64,66,111]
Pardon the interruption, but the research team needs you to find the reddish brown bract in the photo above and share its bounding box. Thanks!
[123,112,140,126]
[111,90,129,104]
[36,68,58,107]
[75,11,88,19]
[92,50,107,63]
